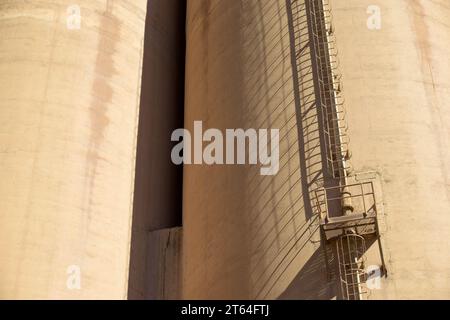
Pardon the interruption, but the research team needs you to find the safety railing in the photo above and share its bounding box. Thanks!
[305,0,386,299]
[314,181,387,300]
[336,234,368,300]
[313,181,377,224]
[308,0,351,179]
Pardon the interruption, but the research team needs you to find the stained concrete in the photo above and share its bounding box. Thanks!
[0,0,147,299]
[332,0,450,299]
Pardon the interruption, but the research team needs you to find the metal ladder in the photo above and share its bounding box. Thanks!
[308,0,350,180]
[314,181,387,300]
[336,233,368,300]
[306,0,387,299]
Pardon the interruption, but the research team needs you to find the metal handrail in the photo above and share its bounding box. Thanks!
[336,233,368,300]
[313,181,377,222]
[308,0,351,179]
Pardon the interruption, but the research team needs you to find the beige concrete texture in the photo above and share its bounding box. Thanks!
[332,0,450,299]
[183,0,329,299]
[0,0,146,299]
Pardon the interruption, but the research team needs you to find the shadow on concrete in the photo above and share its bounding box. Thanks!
[279,245,337,299]
[274,0,338,299]
[236,0,334,299]
[127,0,186,299]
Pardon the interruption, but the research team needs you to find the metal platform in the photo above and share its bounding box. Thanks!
[313,181,387,299]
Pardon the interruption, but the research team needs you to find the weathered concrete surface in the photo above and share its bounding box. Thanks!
[2,0,449,300]
[183,0,329,299]
[146,227,182,299]
[0,0,146,299]
[332,0,450,298]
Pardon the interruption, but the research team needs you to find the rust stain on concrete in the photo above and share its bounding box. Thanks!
[409,0,436,92]
[84,3,120,213]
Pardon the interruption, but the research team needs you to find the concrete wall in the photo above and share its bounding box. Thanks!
[146,227,182,299]
[183,0,330,299]
[332,0,450,299]
[0,0,146,299]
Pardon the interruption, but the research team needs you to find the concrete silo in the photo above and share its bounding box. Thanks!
[182,0,450,299]
[183,0,328,299]
[1,0,450,301]
[0,0,147,298]
[331,0,450,298]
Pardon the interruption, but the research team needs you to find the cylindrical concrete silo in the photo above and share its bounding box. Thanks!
[332,0,450,298]
[0,0,147,299]
[183,0,328,299]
